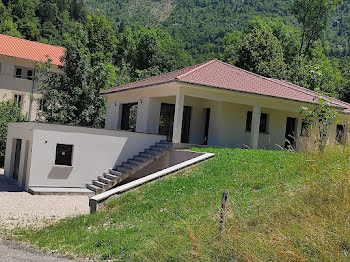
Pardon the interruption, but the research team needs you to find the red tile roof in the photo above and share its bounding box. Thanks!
[0,34,66,66]
[102,59,350,112]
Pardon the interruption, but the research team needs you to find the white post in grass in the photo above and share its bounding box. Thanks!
[251,105,261,149]
[172,88,184,143]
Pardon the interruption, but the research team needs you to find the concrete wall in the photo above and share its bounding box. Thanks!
[0,56,60,121]
[4,122,165,189]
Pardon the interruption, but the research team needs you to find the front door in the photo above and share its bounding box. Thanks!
[285,117,297,150]
[159,103,192,143]
[13,139,22,181]
[121,103,138,132]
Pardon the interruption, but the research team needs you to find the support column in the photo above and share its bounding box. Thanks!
[172,88,184,143]
[250,105,261,149]
[136,98,149,133]
[105,100,122,130]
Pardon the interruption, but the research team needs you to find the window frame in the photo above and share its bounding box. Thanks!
[300,119,310,137]
[15,67,22,78]
[336,124,346,144]
[14,94,23,109]
[27,69,33,80]
[245,111,269,133]
[55,144,74,167]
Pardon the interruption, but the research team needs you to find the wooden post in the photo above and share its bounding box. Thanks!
[219,191,228,235]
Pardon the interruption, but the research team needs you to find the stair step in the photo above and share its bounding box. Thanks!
[122,162,138,169]
[134,156,149,162]
[98,176,113,185]
[160,140,173,145]
[128,159,143,165]
[93,180,108,189]
[139,153,153,159]
[109,169,122,176]
[150,146,163,152]
[104,173,120,181]
[87,184,103,193]
[145,149,160,155]
[116,166,131,173]
[155,142,171,148]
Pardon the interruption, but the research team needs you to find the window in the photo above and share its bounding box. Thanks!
[14,94,23,108]
[300,119,310,137]
[15,67,22,78]
[0,62,2,73]
[27,69,33,80]
[39,98,45,112]
[246,111,268,133]
[336,124,346,144]
[55,144,73,166]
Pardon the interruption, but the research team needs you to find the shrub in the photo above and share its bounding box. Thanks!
[0,101,25,167]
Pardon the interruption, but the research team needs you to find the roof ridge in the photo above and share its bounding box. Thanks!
[0,34,65,49]
[217,60,334,104]
[177,59,217,79]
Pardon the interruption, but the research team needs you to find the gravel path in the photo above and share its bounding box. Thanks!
[0,172,90,229]
[0,192,90,229]
[0,240,72,262]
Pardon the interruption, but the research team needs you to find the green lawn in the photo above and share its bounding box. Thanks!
[12,147,350,261]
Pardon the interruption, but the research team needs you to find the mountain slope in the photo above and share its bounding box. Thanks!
[85,0,350,61]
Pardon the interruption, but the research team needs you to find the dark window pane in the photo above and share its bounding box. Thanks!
[15,68,22,78]
[55,144,73,166]
[336,124,346,144]
[246,111,252,131]
[246,111,268,133]
[259,113,267,133]
[27,70,33,80]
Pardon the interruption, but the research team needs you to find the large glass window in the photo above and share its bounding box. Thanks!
[246,111,268,133]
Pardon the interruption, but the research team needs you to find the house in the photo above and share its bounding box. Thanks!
[4,59,350,194]
[0,34,65,120]
[102,59,350,151]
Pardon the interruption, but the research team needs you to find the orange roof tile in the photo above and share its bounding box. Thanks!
[0,34,66,66]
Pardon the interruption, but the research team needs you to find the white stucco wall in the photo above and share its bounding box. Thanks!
[4,122,165,189]
[103,82,350,151]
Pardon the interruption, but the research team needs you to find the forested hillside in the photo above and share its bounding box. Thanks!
[85,0,350,60]
[1,0,350,127]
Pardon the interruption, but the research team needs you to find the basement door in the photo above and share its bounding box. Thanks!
[285,117,297,150]
[159,103,192,143]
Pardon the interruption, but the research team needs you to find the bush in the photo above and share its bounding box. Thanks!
[0,101,25,167]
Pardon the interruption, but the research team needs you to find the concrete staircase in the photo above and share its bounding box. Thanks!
[86,140,173,194]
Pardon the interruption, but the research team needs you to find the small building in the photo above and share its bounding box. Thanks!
[102,59,350,151]
[0,34,65,120]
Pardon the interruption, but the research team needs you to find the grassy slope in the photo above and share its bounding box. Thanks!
[13,147,350,261]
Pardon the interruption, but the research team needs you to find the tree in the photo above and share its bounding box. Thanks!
[236,26,287,78]
[0,101,25,167]
[37,17,116,127]
[292,0,343,56]
[8,0,40,40]
[0,2,21,37]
